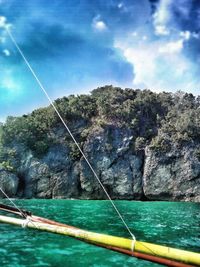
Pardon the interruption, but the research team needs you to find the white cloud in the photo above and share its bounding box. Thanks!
[0,16,9,48]
[132,31,138,37]
[192,32,200,39]
[95,21,107,31]
[0,15,12,30]
[2,77,17,90]
[158,30,197,55]
[117,2,129,13]
[92,16,107,31]
[153,0,195,39]
[115,39,160,88]
[3,49,10,56]
[118,2,123,9]
[0,36,6,43]
[158,39,183,54]
[114,0,199,94]
[180,31,191,40]
[155,25,170,36]
[153,0,172,36]
[180,31,199,40]
[114,36,197,93]
[0,70,20,91]
[0,16,6,28]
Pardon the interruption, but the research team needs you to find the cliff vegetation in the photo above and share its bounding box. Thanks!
[0,86,199,201]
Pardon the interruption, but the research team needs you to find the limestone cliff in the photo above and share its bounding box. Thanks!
[0,86,199,201]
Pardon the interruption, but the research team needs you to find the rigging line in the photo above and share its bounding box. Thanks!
[0,187,27,218]
[0,187,39,230]
[5,26,135,240]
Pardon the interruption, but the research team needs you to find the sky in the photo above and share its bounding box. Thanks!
[0,0,200,122]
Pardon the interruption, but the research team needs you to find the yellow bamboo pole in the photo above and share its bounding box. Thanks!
[0,215,199,266]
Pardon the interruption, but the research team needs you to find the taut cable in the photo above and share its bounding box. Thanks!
[4,26,135,240]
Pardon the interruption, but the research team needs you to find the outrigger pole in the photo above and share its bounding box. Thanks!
[0,205,199,267]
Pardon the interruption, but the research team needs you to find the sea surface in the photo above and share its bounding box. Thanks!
[0,200,199,267]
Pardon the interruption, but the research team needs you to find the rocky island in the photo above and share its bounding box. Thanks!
[0,86,199,202]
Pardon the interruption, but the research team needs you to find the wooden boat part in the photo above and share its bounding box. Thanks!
[0,215,199,266]
[96,244,196,267]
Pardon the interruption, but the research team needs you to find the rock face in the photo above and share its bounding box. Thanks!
[9,126,144,200]
[79,127,143,199]
[0,169,19,198]
[19,145,80,199]
[0,126,199,202]
[143,146,200,202]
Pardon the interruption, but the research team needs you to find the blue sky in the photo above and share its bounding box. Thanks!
[0,0,200,121]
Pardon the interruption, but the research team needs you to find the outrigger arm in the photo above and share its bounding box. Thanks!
[0,205,199,267]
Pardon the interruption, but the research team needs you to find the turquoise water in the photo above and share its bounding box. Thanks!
[0,200,199,267]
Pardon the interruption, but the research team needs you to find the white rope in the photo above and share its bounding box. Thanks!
[22,217,31,228]
[0,187,38,229]
[4,26,135,240]
[131,235,136,252]
[0,187,27,218]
